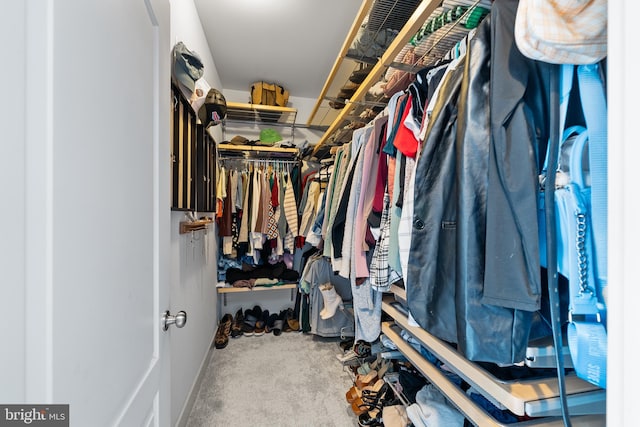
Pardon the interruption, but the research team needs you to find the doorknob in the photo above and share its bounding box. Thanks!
[162,310,187,331]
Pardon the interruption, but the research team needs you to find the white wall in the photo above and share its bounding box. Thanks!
[607,2,638,425]
[0,0,26,403]
[169,1,222,426]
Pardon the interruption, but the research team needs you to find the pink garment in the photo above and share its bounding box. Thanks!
[353,117,385,278]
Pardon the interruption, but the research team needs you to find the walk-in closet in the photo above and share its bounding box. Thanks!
[7,0,631,426]
[177,0,610,425]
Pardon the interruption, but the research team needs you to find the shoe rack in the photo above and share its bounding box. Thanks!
[381,288,606,426]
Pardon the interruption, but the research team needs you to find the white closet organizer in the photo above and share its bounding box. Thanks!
[215,143,301,310]
[383,287,606,426]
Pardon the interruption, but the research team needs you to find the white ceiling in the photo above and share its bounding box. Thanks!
[193,0,363,100]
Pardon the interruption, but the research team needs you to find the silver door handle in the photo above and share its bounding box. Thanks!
[162,310,187,331]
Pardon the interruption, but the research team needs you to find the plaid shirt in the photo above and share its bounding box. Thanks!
[370,193,401,291]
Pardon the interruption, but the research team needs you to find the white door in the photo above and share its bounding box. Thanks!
[0,0,173,426]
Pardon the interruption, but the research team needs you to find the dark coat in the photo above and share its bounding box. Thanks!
[407,2,551,364]
[483,0,551,312]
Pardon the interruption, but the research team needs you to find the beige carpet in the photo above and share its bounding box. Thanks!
[186,331,358,427]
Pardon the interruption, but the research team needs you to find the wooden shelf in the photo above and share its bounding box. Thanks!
[382,322,605,426]
[382,297,606,422]
[217,283,298,294]
[179,218,213,234]
[217,143,299,157]
[309,0,442,153]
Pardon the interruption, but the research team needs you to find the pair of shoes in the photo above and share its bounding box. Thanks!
[349,64,374,84]
[214,313,233,349]
[265,312,279,334]
[282,308,299,332]
[336,340,372,364]
[354,340,372,358]
[337,349,360,364]
[230,309,244,338]
[254,308,269,336]
[357,354,382,375]
[351,379,388,416]
[347,359,391,403]
[269,311,285,336]
[340,337,355,352]
[242,306,262,337]
[358,408,383,426]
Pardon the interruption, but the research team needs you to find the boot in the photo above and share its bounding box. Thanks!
[319,283,343,320]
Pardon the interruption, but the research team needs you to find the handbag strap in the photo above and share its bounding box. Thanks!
[543,64,572,426]
[566,63,608,389]
[576,64,608,289]
[541,65,574,177]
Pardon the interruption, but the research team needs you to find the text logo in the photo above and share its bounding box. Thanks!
[0,405,68,427]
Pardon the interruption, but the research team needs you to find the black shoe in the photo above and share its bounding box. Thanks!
[230,309,244,338]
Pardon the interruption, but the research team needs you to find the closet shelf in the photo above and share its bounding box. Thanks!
[224,102,297,125]
[217,283,298,306]
[381,298,606,421]
[222,102,298,143]
[308,0,489,157]
[217,283,297,294]
[382,323,605,426]
[307,0,442,153]
[217,143,299,160]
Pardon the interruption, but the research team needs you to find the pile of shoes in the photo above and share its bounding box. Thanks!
[336,339,373,365]
[214,305,300,349]
[343,355,407,427]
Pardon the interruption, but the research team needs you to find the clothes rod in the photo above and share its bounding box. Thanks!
[218,157,299,164]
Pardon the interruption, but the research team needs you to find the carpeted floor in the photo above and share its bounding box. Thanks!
[185,331,358,427]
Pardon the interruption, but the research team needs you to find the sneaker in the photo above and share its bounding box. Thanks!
[242,308,259,337]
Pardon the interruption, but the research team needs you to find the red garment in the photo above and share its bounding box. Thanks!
[392,94,419,158]
[372,121,389,215]
[271,174,279,207]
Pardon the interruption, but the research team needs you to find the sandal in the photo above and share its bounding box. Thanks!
[358,408,383,427]
[355,369,379,389]
[350,380,387,416]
